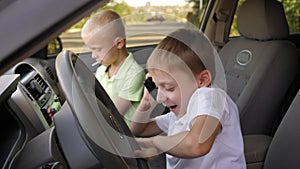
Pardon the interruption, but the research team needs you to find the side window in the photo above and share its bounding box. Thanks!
[229,0,300,37]
[59,1,208,53]
[229,0,244,37]
[282,1,300,33]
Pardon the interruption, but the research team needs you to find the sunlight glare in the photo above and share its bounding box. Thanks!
[124,0,188,7]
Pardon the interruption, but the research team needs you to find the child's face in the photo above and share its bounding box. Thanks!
[83,33,118,66]
[151,69,199,117]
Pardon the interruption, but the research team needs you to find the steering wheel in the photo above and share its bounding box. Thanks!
[55,50,150,169]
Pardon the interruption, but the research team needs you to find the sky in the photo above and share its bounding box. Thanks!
[124,0,188,7]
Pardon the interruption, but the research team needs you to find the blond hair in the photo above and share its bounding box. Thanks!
[81,9,125,39]
[147,29,216,78]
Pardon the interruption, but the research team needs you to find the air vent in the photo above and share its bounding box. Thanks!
[25,73,50,107]
[39,60,57,82]
[34,74,48,91]
[45,67,57,82]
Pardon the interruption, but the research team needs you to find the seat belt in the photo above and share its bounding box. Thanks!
[214,10,229,46]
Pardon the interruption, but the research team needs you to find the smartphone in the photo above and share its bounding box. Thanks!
[144,77,157,99]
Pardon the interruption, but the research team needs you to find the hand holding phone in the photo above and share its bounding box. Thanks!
[144,77,170,114]
[144,77,157,99]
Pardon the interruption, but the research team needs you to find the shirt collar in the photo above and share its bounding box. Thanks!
[97,52,134,79]
[114,52,134,79]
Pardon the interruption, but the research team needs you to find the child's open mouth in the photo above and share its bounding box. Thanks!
[169,105,177,109]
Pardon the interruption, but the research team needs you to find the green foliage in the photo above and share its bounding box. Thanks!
[69,0,300,35]
[101,1,132,16]
[70,1,132,29]
[186,0,209,27]
[229,0,243,37]
[281,0,300,32]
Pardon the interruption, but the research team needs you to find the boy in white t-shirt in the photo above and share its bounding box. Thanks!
[130,29,246,169]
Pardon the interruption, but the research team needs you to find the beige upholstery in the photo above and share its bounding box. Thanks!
[263,89,300,169]
[219,0,299,135]
[237,0,289,40]
[245,89,300,169]
[219,0,299,168]
[244,135,272,169]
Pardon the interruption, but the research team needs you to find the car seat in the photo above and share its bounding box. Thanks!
[219,0,299,136]
[263,89,300,169]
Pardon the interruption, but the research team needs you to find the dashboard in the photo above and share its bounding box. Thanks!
[0,57,65,168]
[0,46,156,168]
[0,46,159,169]
[10,58,63,133]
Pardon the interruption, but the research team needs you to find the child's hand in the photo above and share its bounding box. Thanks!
[134,137,160,160]
[138,73,157,112]
[143,73,155,100]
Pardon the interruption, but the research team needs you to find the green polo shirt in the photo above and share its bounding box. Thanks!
[95,52,145,125]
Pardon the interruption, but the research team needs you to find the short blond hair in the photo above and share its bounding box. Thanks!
[147,29,216,79]
[81,9,125,39]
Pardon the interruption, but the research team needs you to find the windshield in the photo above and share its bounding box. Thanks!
[60,0,207,53]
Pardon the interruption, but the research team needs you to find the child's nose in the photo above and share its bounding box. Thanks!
[91,52,97,59]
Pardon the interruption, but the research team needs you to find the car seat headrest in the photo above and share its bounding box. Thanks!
[237,0,289,40]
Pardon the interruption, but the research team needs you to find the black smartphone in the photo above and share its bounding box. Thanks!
[144,77,157,99]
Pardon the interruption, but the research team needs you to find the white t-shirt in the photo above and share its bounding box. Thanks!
[156,87,246,169]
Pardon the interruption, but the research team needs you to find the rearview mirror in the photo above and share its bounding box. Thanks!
[47,37,63,57]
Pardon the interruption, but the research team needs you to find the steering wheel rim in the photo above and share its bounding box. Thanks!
[55,50,150,169]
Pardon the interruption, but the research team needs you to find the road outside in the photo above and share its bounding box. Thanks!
[60,22,191,53]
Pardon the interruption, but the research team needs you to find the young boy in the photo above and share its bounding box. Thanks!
[81,9,145,125]
[130,29,246,169]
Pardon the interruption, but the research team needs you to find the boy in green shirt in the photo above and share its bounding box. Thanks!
[81,9,145,125]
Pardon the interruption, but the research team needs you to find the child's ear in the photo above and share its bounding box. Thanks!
[114,37,125,49]
[197,69,212,87]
